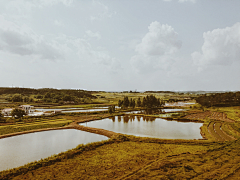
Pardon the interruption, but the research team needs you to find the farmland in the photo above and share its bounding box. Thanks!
[0,89,240,179]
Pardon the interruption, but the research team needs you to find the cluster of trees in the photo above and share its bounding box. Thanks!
[196,92,240,107]
[1,87,95,99]
[11,108,26,119]
[8,94,34,103]
[118,97,136,108]
[5,88,96,104]
[118,95,164,109]
[37,92,77,103]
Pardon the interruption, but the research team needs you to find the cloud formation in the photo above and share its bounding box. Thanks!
[0,15,63,60]
[131,21,182,73]
[192,22,240,68]
[85,30,101,40]
[163,0,196,3]
[90,0,116,21]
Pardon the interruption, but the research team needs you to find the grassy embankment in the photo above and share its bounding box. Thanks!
[0,118,72,136]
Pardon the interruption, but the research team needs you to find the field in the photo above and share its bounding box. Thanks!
[0,91,240,179]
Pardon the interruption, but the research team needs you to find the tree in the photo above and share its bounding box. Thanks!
[123,96,129,108]
[129,98,136,108]
[63,95,72,101]
[118,100,123,108]
[0,113,4,122]
[137,98,141,107]
[132,100,136,108]
[11,94,22,102]
[23,96,29,102]
[11,108,26,119]
[44,92,51,99]
[108,105,115,114]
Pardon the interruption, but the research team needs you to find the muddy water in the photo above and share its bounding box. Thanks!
[0,129,108,172]
[80,115,203,140]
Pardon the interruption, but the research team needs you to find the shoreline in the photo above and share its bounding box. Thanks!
[0,121,118,140]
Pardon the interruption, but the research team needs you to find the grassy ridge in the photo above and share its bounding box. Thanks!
[0,119,71,136]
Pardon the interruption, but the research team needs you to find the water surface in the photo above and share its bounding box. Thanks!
[80,115,203,140]
[0,129,108,171]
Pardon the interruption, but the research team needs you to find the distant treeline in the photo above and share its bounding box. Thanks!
[0,88,94,98]
[196,92,240,107]
[144,91,175,93]
[118,95,164,109]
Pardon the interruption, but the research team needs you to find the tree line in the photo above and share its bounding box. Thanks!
[196,92,240,107]
[118,95,164,109]
[0,88,94,98]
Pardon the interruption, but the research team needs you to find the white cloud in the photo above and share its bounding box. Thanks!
[0,15,63,60]
[90,0,116,21]
[8,0,73,9]
[85,30,101,40]
[192,22,240,68]
[178,0,196,3]
[131,21,182,73]
[163,0,196,3]
[54,20,64,27]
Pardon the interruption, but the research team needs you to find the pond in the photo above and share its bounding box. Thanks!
[34,108,108,113]
[0,129,108,172]
[163,109,185,113]
[80,115,203,140]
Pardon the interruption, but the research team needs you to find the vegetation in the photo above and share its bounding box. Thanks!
[11,109,26,119]
[108,105,115,114]
[0,119,71,136]
[1,87,95,104]
[1,90,240,179]
[196,92,240,107]
[118,95,164,109]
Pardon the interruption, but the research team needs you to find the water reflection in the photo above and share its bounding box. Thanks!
[80,115,203,140]
[0,129,108,172]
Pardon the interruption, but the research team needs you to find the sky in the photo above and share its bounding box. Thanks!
[0,0,240,91]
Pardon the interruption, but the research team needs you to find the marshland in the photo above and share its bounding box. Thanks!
[0,88,240,179]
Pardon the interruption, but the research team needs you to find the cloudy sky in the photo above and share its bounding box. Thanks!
[0,0,240,91]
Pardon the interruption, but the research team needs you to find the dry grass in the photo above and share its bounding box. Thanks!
[2,138,213,180]
[1,104,240,179]
[0,119,71,136]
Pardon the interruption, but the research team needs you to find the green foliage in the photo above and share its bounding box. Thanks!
[0,88,95,102]
[108,105,115,114]
[196,92,240,107]
[123,96,129,108]
[129,98,135,108]
[0,113,4,122]
[118,99,123,108]
[137,97,141,107]
[11,108,26,119]
[0,120,70,136]
[11,94,22,102]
